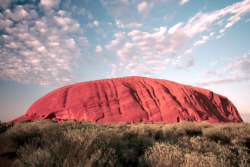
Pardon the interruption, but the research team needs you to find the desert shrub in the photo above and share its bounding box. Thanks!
[184,151,218,167]
[17,148,54,167]
[189,136,220,153]
[0,122,13,133]
[119,133,153,166]
[202,123,250,149]
[144,142,186,167]
[41,128,117,166]
[160,125,187,145]
[11,159,23,167]
[1,120,249,167]
[202,125,231,144]
[182,136,248,166]
[144,140,249,167]
[4,121,44,149]
[0,125,9,133]
[102,125,154,167]
[10,122,118,167]
[178,121,202,136]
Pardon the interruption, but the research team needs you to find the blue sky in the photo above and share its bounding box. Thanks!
[0,0,249,122]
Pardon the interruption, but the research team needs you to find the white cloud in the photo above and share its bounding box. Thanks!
[125,22,143,29]
[111,63,122,77]
[174,58,194,69]
[53,15,80,32]
[209,32,214,36]
[0,0,12,9]
[101,0,178,24]
[216,33,224,39]
[95,45,103,54]
[203,69,222,77]
[168,22,183,34]
[77,36,90,48]
[106,40,120,50]
[224,52,250,74]
[107,25,193,76]
[65,3,93,20]
[58,10,66,16]
[100,0,136,23]
[40,0,60,10]
[24,38,42,48]
[0,19,13,30]
[115,20,143,29]
[5,41,23,49]
[106,23,193,75]
[182,49,192,57]
[163,26,190,57]
[163,14,173,21]
[105,31,125,50]
[115,20,125,28]
[130,58,170,76]
[0,1,88,87]
[191,76,249,86]
[5,6,29,21]
[193,35,209,47]
[145,59,170,66]
[225,16,241,29]
[161,0,250,62]
[64,38,76,49]
[117,42,134,59]
[185,0,250,37]
[93,20,99,26]
[137,1,149,14]
[211,61,218,67]
[54,16,72,25]
[126,27,170,57]
[180,0,189,5]
[187,52,250,86]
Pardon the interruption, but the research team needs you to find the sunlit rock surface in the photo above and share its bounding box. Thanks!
[13,76,243,123]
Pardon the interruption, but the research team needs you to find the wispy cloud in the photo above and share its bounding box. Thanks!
[191,76,249,87]
[203,69,223,77]
[193,36,210,47]
[115,20,143,29]
[0,0,249,87]
[105,0,250,78]
[224,52,250,74]
[211,61,218,67]
[187,52,250,86]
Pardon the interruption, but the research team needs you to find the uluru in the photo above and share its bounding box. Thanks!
[13,76,243,123]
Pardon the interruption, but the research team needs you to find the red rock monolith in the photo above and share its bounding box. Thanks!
[13,76,243,123]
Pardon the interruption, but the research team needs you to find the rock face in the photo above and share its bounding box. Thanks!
[13,76,243,123]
